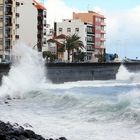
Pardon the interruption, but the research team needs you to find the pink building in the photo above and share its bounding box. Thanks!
[73,11,106,55]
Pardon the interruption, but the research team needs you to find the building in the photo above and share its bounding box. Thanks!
[73,11,106,57]
[0,0,47,61]
[0,0,18,60]
[16,0,47,52]
[54,19,95,62]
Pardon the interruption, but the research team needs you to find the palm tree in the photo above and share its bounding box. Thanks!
[62,34,84,62]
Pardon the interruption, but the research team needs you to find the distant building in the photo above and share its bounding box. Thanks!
[0,0,47,60]
[54,19,95,62]
[73,11,106,56]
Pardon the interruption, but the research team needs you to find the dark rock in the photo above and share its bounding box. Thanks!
[0,121,67,140]
[23,123,32,128]
[59,137,67,140]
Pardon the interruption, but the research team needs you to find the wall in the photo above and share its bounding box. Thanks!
[1,62,140,84]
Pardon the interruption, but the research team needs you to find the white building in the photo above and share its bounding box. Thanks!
[54,19,96,62]
[0,0,47,61]
[16,0,47,52]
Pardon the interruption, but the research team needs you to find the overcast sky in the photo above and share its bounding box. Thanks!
[42,0,140,59]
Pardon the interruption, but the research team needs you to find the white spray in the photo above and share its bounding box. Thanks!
[0,43,46,98]
[116,65,134,80]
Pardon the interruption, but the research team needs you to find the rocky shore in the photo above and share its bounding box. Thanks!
[0,121,67,140]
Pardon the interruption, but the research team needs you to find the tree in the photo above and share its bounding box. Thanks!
[60,34,84,62]
[42,51,56,62]
[74,50,86,62]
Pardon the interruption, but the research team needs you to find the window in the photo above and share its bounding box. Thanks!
[0,39,3,45]
[58,28,62,32]
[101,34,104,38]
[87,26,93,33]
[67,28,71,32]
[87,36,93,42]
[101,26,104,30]
[95,17,101,22]
[75,28,79,32]
[95,42,101,46]
[95,34,101,38]
[95,26,101,30]
[87,45,93,50]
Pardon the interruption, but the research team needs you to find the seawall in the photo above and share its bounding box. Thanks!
[0,62,140,84]
[46,62,121,83]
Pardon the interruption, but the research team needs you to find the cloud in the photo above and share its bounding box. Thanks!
[106,6,140,58]
[45,0,79,26]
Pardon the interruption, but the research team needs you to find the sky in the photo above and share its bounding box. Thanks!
[42,0,140,59]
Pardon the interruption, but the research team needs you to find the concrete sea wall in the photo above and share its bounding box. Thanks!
[46,63,121,83]
[1,62,140,84]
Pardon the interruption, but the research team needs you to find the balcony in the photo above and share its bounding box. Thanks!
[101,22,106,26]
[101,30,106,34]
[5,34,11,38]
[16,2,20,6]
[38,15,43,20]
[16,24,19,29]
[38,25,43,29]
[16,13,20,17]
[5,11,12,16]
[100,38,106,41]
[37,34,42,38]
[5,0,12,5]
[5,22,12,26]
[16,35,19,39]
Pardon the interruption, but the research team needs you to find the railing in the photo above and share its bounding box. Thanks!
[5,0,12,5]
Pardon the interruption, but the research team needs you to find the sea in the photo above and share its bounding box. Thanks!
[0,44,140,140]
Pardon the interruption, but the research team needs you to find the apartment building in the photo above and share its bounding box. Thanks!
[0,0,18,60]
[16,0,47,52]
[0,0,47,60]
[73,11,106,55]
[54,19,95,62]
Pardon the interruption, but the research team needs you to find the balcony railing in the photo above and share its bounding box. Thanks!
[5,34,11,38]
[5,0,12,5]
[5,22,12,26]
[37,34,42,38]
[100,38,106,41]
[16,24,19,28]
[16,13,20,17]
[38,25,43,29]
[101,22,106,26]
[16,35,19,39]
[5,11,12,16]
[16,2,20,6]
